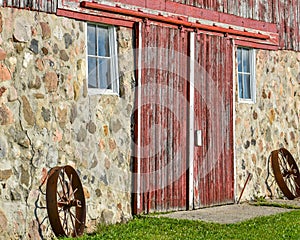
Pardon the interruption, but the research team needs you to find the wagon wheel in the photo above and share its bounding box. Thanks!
[270,148,300,200]
[46,165,86,237]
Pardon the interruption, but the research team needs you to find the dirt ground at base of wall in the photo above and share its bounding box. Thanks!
[154,199,300,224]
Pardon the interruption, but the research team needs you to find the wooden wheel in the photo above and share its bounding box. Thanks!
[270,148,300,200]
[46,165,86,237]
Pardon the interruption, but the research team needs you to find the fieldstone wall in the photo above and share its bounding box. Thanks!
[235,49,300,202]
[0,8,135,239]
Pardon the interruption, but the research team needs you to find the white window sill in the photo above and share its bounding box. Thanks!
[238,98,256,104]
[88,89,119,96]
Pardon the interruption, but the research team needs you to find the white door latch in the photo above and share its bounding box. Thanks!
[195,130,202,147]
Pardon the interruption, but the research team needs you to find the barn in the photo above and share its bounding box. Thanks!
[0,0,299,238]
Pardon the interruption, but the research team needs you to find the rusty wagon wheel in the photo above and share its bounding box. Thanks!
[270,148,300,200]
[46,165,86,237]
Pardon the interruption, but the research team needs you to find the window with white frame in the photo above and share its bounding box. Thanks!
[237,47,255,102]
[87,23,119,94]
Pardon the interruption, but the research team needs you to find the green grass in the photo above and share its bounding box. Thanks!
[251,201,300,209]
[68,210,300,240]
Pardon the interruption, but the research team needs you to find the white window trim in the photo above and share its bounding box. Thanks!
[237,47,256,104]
[86,23,119,96]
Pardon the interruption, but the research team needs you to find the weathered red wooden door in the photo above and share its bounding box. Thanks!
[134,23,189,214]
[192,33,234,208]
[134,24,234,214]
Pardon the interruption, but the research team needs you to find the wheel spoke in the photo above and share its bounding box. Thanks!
[68,174,73,199]
[69,188,78,201]
[63,210,68,234]
[69,208,82,224]
[279,156,288,172]
[69,208,77,236]
[286,177,296,194]
[59,174,67,198]
[57,189,64,201]
[65,209,70,236]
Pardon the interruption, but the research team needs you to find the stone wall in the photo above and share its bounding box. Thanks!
[0,8,135,239]
[235,49,300,202]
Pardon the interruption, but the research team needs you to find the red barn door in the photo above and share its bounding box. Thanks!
[192,33,234,208]
[134,24,234,214]
[134,23,189,214]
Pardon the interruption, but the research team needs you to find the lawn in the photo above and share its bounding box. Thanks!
[68,210,300,240]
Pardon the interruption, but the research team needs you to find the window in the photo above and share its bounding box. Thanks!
[237,47,255,103]
[87,23,119,94]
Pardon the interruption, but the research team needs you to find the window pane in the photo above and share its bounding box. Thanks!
[243,74,251,99]
[238,73,243,98]
[87,25,96,56]
[242,49,250,73]
[97,26,110,57]
[99,58,111,89]
[238,48,242,72]
[88,57,97,88]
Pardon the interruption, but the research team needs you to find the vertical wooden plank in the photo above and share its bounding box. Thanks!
[272,0,279,24]
[258,0,267,22]
[150,24,157,212]
[200,33,207,207]
[141,25,147,213]
[172,28,179,210]
[204,34,210,206]
[219,37,225,204]
[252,0,258,20]
[160,26,166,211]
[174,28,180,210]
[6,0,12,7]
[291,0,297,50]
[167,28,174,210]
[140,24,146,214]
[179,27,188,210]
[267,0,273,22]
[163,27,171,211]
[178,27,187,210]
[211,35,218,205]
[226,0,233,15]
[146,0,166,11]
[138,22,143,214]
[154,26,161,212]
[19,0,24,9]
[145,24,153,213]
[285,0,291,49]
[223,37,229,202]
[32,0,37,11]
[215,36,221,205]
[133,22,141,215]
[188,31,195,210]
[51,0,57,13]
[176,29,182,210]
[228,39,234,202]
[172,28,177,210]
[193,33,201,208]
[181,29,188,210]
[297,0,300,51]
[14,0,20,8]
[206,34,213,206]
[202,33,208,207]
[277,0,285,48]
